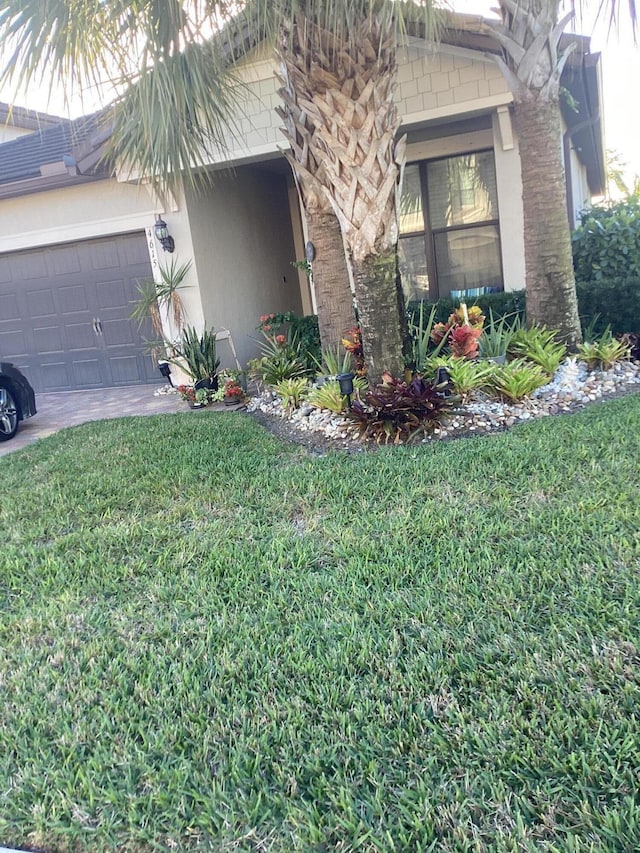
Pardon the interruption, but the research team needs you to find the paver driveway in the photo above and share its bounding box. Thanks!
[0,384,183,457]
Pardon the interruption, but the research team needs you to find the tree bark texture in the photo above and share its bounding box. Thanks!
[277,14,407,377]
[306,208,356,347]
[512,98,582,346]
[277,25,356,351]
[351,249,406,384]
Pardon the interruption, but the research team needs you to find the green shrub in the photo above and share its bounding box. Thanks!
[257,311,321,371]
[408,290,526,329]
[576,278,640,335]
[572,198,640,282]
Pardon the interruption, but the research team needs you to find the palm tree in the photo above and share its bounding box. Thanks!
[484,0,637,346]
[0,0,440,382]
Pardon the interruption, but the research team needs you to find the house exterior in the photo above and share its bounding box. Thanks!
[0,15,605,394]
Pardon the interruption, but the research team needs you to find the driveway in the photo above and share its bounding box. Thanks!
[0,384,184,458]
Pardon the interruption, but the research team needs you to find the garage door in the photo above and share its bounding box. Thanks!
[0,233,159,392]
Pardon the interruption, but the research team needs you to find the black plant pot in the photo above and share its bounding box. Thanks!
[194,376,218,392]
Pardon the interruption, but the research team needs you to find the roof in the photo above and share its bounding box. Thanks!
[0,102,65,132]
[0,111,110,198]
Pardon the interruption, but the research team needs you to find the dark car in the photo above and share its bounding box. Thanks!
[0,362,37,441]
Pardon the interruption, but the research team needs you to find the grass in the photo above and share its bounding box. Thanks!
[1,398,640,852]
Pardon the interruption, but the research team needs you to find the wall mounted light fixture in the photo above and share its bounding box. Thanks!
[154,216,175,253]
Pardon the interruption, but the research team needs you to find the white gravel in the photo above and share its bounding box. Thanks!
[247,358,640,446]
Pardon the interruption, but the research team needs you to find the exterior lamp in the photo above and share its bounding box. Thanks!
[433,365,452,396]
[158,360,173,386]
[154,217,175,253]
[337,371,355,408]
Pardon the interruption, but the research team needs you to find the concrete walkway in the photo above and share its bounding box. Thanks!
[0,383,184,457]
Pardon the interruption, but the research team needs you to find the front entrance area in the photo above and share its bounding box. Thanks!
[0,232,157,392]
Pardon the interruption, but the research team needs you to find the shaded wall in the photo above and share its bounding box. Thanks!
[185,166,302,368]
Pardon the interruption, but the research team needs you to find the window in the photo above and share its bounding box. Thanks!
[399,151,503,302]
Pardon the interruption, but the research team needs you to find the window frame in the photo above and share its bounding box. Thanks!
[399,148,504,301]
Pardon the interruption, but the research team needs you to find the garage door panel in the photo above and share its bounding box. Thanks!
[51,245,82,276]
[107,355,147,384]
[0,233,158,392]
[72,358,104,387]
[0,328,28,357]
[15,252,48,280]
[96,278,127,309]
[0,258,11,283]
[27,288,56,317]
[90,240,122,270]
[58,284,89,314]
[41,361,74,391]
[33,325,64,354]
[0,291,20,319]
[65,321,98,350]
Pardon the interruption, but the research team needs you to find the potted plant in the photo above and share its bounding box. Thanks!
[223,378,245,405]
[169,325,220,390]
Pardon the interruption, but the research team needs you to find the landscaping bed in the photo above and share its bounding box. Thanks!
[1,399,640,851]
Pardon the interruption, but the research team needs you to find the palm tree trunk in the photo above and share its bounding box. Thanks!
[306,208,356,347]
[351,249,406,380]
[276,12,409,383]
[512,98,582,346]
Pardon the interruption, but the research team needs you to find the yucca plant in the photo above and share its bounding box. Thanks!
[488,358,549,402]
[131,259,192,335]
[509,325,567,375]
[312,345,354,378]
[577,330,631,371]
[170,325,220,383]
[407,302,451,373]
[479,310,522,359]
[274,377,309,412]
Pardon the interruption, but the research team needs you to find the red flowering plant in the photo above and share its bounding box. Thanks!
[224,379,244,400]
[431,303,485,360]
[176,384,196,403]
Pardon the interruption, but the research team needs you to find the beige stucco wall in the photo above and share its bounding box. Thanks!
[0,178,159,254]
[397,41,511,126]
[183,166,303,368]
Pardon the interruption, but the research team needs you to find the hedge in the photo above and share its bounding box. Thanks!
[407,281,640,336]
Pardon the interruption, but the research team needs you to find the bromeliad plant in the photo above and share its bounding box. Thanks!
[349,371,457,445]
[488,359,549,402]
[251,332,310,387]
[577,329,631,370]
[431,357,498,398]
[274,377,309,412]
[509,326,567,375]
[306,376,368,414]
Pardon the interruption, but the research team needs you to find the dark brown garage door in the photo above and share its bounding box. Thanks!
[0,232,158,392]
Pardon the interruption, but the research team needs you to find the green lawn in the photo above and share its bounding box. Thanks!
[1,398,640,852]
